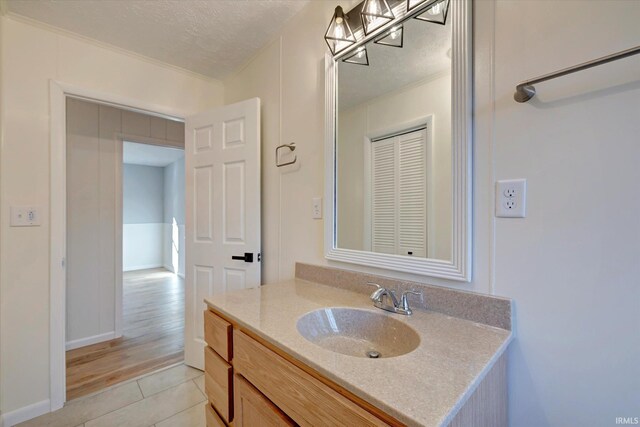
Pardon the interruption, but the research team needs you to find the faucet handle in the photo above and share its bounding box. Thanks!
[366,282,384,301]
[400,290,422,311]
[366,282,381,290]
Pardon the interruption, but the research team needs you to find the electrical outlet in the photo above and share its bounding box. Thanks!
[312,197,322,219]
[504,199,516,210]
[496,179,526,218]
[504,188,517,198]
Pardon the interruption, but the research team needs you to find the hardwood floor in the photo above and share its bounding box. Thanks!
[66,268,185,400]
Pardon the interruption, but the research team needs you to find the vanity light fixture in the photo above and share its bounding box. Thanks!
[406,0,428,12]
[414,0,450,25]
[324,6,357,55]
[374,25,403,48]
[342,46,369,66]
[360,0,395,35]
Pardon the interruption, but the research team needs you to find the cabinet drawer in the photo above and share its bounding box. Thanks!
[205,346,233,423]
[234,374,295,427]
[205,402,227,427]
[233,330,389,427]
[204,309,232,361]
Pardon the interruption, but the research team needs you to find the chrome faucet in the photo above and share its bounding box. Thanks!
[367,283,421,315]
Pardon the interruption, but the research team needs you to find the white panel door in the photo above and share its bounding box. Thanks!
[184,98,261,369]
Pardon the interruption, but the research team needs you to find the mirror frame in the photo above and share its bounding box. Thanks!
[324,0,472,281]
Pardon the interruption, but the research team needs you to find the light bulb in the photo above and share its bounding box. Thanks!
[428,1,442,15]
[356,47,365,58]
[389,27,399,40]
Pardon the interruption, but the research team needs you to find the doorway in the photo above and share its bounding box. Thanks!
[50,81,262,412]
[64,98,187,400]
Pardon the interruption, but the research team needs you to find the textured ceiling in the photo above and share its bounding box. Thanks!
[339,16,452,110]
[6,0,310,79]
[124,141,184,167]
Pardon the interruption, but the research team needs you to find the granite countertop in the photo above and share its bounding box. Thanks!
[205,279,512,427]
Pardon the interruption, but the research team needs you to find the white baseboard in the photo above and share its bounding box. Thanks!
[123,263,164,272]
[66,331,116,351]
[1,399,50,427]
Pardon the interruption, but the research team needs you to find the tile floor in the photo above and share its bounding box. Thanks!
[18,364,207,427]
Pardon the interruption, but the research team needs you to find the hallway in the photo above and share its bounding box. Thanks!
[66,269,185,400]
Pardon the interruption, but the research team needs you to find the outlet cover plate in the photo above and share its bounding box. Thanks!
[10,206,41,226]
[312,197,323,219]
[496,179,526,218]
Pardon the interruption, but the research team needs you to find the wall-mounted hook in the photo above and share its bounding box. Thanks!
[276,143,297,167]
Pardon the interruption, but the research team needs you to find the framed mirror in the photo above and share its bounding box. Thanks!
[324,0,471,281]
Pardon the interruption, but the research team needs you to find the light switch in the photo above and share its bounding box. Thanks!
[312,197,322,219]
[10,206,41,226]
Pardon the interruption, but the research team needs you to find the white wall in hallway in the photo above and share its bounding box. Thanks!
[123,164,165,271]
[0,14,223,418]
[163,158,185,277]
[123,223,164,270]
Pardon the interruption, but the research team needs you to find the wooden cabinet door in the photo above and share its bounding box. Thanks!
[205,403,226,427]
[233,331,389,427]
[234,374,295,427]
[204,347,233,422]
[204,309,232,361]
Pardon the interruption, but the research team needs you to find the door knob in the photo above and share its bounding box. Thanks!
[231,252,254,263]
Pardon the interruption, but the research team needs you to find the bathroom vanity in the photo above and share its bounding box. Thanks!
[202,264,512,427]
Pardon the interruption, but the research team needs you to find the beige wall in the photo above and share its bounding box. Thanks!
[337,73,452,260]
[489,1,640,425]
[225,0,640,426]
[0,15,223,416]
[225,0,357,284]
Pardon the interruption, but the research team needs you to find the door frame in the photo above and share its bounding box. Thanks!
[49,80,187,411]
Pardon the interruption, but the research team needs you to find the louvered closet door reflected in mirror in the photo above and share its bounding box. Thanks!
[368,128,428,258]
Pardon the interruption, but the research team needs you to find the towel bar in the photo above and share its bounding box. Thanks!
[514,45,640,103]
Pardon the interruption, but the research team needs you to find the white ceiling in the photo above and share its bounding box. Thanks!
[123,141,184,167]
[6,0,310,79]
[339,16,452,110]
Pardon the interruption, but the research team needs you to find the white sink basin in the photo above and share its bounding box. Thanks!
[296,307,420,358]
